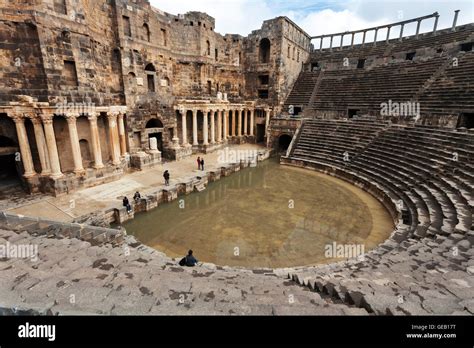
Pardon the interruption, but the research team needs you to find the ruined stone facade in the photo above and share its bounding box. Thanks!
[0,0,311,195]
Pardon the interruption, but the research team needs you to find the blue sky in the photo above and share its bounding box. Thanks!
[150,0,474,38]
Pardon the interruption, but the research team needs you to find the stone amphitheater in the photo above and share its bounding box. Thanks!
[0,2,473,315]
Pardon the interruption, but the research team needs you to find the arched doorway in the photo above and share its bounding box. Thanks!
[278,134,292,152]
[259,38,271,63]
[145,63,156,93]
[0,114,21,190]
[146,118,164,152]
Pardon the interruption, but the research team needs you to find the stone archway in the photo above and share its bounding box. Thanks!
[278,134,293,152]
[0,114,21,188]
[145,118,164,152]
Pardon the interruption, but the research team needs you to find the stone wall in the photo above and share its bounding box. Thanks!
[0,0,311,193]
[243,17,311,113]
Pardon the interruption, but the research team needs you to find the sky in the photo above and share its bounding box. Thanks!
[150,0,474,40]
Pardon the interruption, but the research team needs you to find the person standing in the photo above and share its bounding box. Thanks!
[197,156,201,170]
[201,158,205,171]
[163,170,170,186]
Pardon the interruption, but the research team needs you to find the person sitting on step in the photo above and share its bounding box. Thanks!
[133,191,141,203]
[123,196,132,213]
[179,250,199,267]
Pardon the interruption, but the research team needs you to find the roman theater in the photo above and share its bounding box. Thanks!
[0,0,473,316]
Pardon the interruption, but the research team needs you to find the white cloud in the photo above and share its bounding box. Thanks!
[150,0,275,35]
[150,0,474,38]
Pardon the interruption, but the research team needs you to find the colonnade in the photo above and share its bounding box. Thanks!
[10,110,128,179]
[176,106,271,147]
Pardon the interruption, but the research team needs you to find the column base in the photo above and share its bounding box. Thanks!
[49,173,63,179]
[94,164,105,170]
[23,172,36,179]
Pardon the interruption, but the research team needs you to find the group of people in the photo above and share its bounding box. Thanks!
[196,157,205,171]
[122,191,142,213]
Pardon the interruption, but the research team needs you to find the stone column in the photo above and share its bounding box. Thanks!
[203,109,209,146]
[243,109,248,136]
[452,10,460,31]
[42,116,62,178]
[374,28,378,44]
[210,110,216,144]
[31,117,51,175]
[265,109,271,146]
[66,116,84,173]
[107,113,121,165]
[399,24,405,41]
[181,110,188,145]
[362,31,366,45]
[433,15,439,35]
[238,109,243,137]
[415,20,421,38]
[192,109,198,146]
[217,110,222,142]
[329,36,333,50]
[351,33,355,47]
[223,110,228,141]
[13,116,35,178]
[319,37,323,50]
[117,113,127,157]
[231,110,236,137]
[87,114,104,169]
[250,109,255,136]
[386,26,391,43]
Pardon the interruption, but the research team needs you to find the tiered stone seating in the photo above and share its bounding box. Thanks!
[283,119,474,314]
[284,71,320,109]
[283,24,474,118]
[310,58,444,112]
[419,51,474,117]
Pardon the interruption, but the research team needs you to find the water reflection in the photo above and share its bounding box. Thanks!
[124,158,393,268]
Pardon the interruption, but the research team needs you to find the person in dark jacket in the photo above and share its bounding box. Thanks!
[133,191,141,203]
[123,196,132,213]
[197,156,201,170]
[163,170,170,186]
[185,250,198,267]
[200,158,205,171]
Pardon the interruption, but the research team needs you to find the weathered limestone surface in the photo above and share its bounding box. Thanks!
[0,1,309,195]
[0,229,365,315]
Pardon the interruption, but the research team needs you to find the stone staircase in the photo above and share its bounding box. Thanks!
[0,212,124,246]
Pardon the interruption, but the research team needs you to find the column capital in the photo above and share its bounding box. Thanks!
[107,113,118,121]
[66,115,78,124]
[87,112,99,121]
[30,117,43,126]
[42,115,54,124]
[12,115,25,123]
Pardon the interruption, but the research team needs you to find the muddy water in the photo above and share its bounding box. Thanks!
[124,158,394,268]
